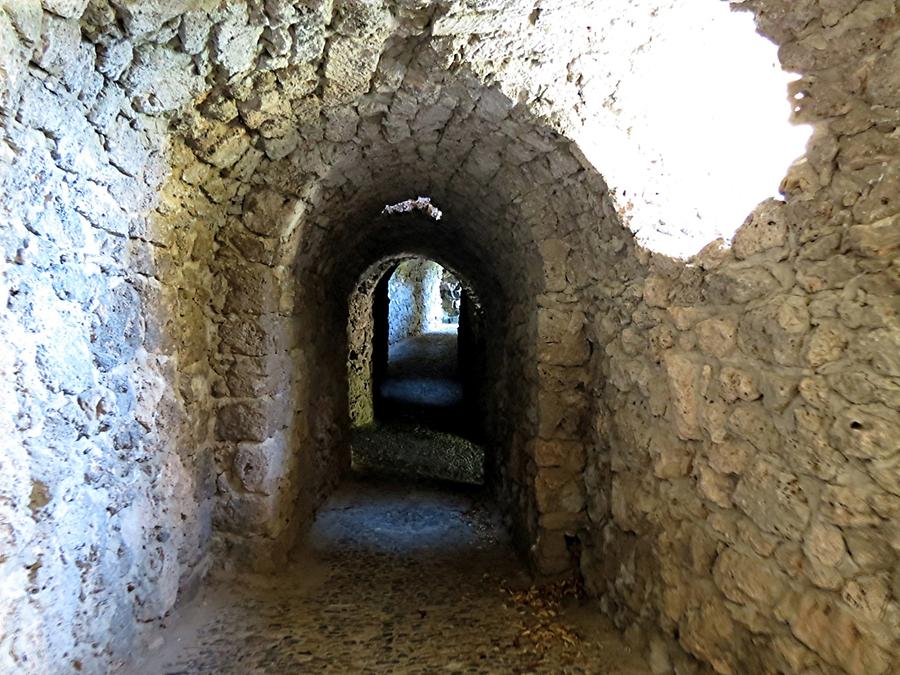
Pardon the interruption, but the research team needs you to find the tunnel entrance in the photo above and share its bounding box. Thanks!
[378,258,464,433]
[347,256,486,486]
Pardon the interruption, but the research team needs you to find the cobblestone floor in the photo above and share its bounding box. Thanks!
[135,477,650,674]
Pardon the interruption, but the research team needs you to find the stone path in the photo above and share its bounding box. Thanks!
[380,332,465,432]
[134,476,650,674]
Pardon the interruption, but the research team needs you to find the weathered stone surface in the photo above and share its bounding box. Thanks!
[777,590,892,675]
[731,200,788,259]
[216,401,272,443]
[663,352,703,441]
[695,317,737,358]
[733,457,811,540]
[713,547,787,608]
[531,439,586,471]
[535,468,585,514]
[537,308,590,366]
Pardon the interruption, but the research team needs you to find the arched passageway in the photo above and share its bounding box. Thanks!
[2,1,898,674]
[348,253,489,483]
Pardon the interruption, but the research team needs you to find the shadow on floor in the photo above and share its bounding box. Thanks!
[133,475,651,674]
[379,332,469,436]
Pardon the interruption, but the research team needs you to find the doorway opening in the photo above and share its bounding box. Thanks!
[348,256,486,485]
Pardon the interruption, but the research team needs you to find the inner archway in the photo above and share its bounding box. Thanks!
[379,257,480,435]
[347,253,487,485]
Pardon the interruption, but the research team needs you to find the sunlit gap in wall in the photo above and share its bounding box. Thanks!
[382,196,443,220]
[574,1,813,259]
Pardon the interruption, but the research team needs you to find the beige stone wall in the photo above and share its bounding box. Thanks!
[578,3,900,674]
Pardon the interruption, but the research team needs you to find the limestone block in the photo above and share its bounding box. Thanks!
[699,389,731,445]
[179,9,214,54]
[706,439,753,477]
[41,0,90,19]
[111,0,198,37]
[323,36,382,105]
[776,590,891,675]
[841,575,891,625]
[291,9,327,63]
[538,511,585,532]
[696,462,733,508]
[536,307,589,366]
[797,255,858,293]
[123,46,202,114]
[3,0,41,46]
[651,438,694,479]
[221,260,281,315]
[242,189,305,238]
[845,527,895,572]
[33,14,82,78]
[535,468,585,514]
[668,306,708,330]
[821,483,882,529]
[705,267,780,305]
[233,436,285,495]
[331,0,392,39]
[536,363,589,393]
[805,320,849,368]
[88,82,127,135]
[803,520,847,579]
[844,215,900,258]
[90,282,143,372]
[538,238,570,293]
[530,439,585,471]
[758,371,799,412]
[219,314,280,356]
[106,118,148,177]
[643,274,671,308]
[536,388,586,440]
[713,547,787,608]
[215,401,272,442]
[531,529,572,576]
[212,5,263,76]
[35,327,94,394]
[648,323,675,352]
[731,200,788,259]
[727,403,778,454]
[663,352,703,441]
[185,117,251,169]
[678,599,738,675]
[829,405,900,460]
[718,367,759,403]
[733,457,811,540]
[224,354,290,398]
[695,317,737,358]
[866,41,900,107]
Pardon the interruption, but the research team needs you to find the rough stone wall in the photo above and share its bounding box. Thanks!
[0,3,217,672]
[387,257,442,345]
[183,24,609,579]
[578,3,900,675]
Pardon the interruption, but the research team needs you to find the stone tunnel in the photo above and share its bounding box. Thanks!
[1,0,898,673]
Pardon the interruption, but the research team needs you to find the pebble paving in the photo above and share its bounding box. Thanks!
[135,476,650,674]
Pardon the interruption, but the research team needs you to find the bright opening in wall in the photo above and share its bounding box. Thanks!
[387,259,460,342]
[572,1,812,259]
